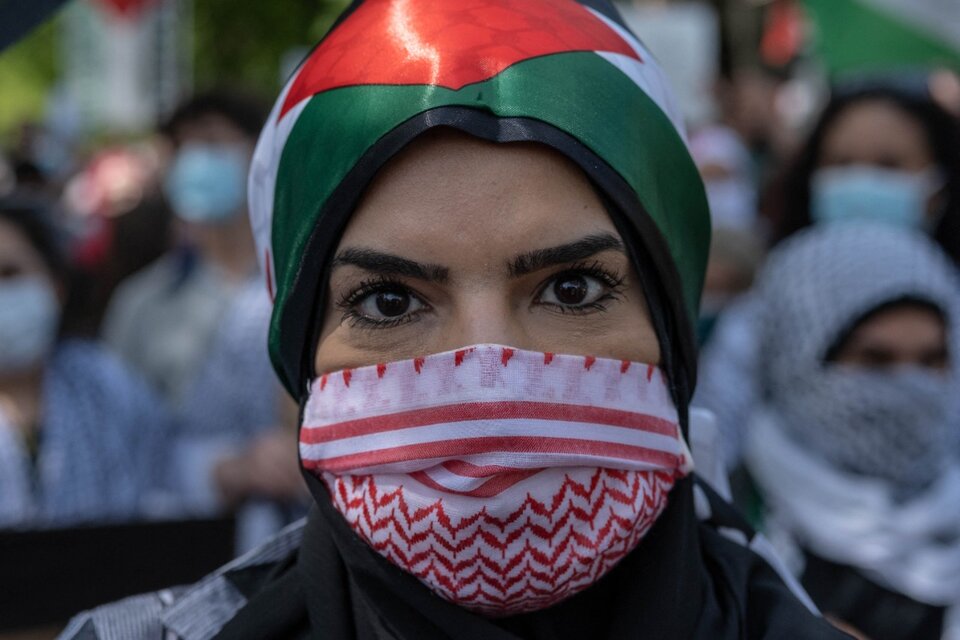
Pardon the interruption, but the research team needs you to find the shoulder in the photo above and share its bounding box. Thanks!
[694,480,852,639]
[59,519,305,640]
[102,256,185,344]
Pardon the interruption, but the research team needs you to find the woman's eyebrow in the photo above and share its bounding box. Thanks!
[509,233,625,277]
[330,247,450,283]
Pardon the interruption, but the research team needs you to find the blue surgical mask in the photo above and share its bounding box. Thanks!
[164,144,248,223]
[0,276,59,372]
[810,165,940,229]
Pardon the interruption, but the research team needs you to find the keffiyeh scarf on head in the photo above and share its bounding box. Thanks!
[747,223,960,604]
[753,224,960,491]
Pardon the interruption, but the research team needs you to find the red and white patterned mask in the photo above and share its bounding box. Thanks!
[300,345,693,615]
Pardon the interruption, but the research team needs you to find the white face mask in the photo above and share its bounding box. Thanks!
[0,276,59,373]
[301,344,693,615]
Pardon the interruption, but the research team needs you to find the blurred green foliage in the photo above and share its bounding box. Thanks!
[0,0,350,138]
[192,0,349,93]
[0,17,59,140]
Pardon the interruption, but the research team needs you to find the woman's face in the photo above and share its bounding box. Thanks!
[0,218,56,290]
[314,131,660,375]
[818,99,934,172]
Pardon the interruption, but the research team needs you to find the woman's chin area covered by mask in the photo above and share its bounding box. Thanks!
[313,129,661,374]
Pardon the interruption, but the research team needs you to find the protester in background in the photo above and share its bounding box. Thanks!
[101,92,304,547]
[770,82,960,261]
[697,227,765,346]
[696,79,960,468]
[690,124,760,232]
[103,92,268,402]
[688,125,767,346]
[0,194,171,528]
[744,224,960,640]
[62,2,847,637]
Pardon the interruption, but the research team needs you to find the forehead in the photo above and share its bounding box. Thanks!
[845,303,946,347]
[0,218,39,258]
[337,130,619,268]
[820,99,931,162]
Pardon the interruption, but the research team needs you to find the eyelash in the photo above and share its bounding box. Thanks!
[335,262,627,329]
[335,275,426,330]
[534,261,626,315]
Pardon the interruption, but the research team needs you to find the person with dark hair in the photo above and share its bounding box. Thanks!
[744,224,960,640]
[61,2,848,638]
[101,90,305,548]
[697,80,960,469]
[0,194,171,527]
[104,89,271,403]
[770,83,960,263]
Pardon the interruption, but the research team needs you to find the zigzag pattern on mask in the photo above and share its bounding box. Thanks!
[325,467,675,615]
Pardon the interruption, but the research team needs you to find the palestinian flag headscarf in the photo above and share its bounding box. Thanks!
[232,1,845,638]
[249,0,708,405]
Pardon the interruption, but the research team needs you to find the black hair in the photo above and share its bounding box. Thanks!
[161,90,270,145]
[769,84,960,264]
[0,193,68,283]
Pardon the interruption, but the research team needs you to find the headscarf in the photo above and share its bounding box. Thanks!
[248,0,709,405]
[745,223,960,609]
[236,2,844,638]
[751,223,960,490]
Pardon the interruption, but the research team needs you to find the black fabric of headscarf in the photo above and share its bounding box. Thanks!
[215,474,849,639]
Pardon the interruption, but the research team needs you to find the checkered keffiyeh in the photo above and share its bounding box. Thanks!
[754,223,960,490]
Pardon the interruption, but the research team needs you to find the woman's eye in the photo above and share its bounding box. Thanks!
[539,274,608,308]
[354,287,424,321]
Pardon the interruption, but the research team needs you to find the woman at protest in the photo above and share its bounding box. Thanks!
[0,195,171,527]
[61,1,848,637]
[698,81,960,468]
[745,224,960,640]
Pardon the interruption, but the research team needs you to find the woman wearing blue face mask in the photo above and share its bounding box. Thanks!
[772,83,960,261]
[0,195,172,528]
[102,93,306,548]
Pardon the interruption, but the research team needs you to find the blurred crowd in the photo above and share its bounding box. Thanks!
[2,7,960,640]
[692,71,960,639]
[0,91,308,555]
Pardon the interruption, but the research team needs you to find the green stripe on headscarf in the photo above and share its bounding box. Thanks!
[270,52,709,377]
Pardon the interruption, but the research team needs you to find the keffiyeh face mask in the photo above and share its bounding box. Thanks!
[300,344,692,615]
[778,366,953,492]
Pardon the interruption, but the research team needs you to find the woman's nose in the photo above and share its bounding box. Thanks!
[439,291,532,351]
